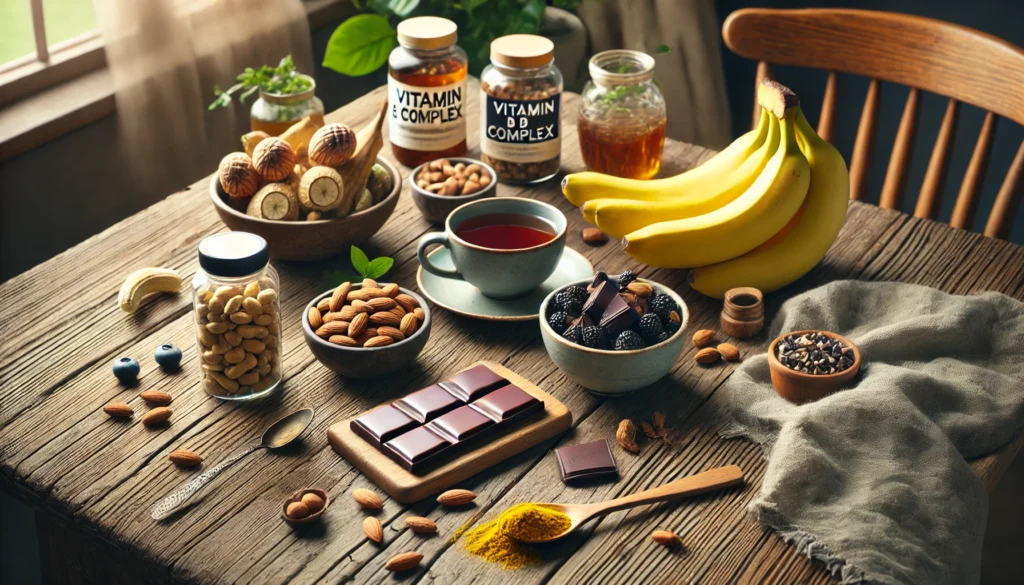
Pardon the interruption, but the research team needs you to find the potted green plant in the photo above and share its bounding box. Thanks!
[209,55,325,135]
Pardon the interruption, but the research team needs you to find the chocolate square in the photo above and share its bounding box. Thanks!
[471,384,541,421]
[583,280,618,320]
[384,426,451,465]
[394,384,462,423]
[599,293,639,336]
[556,439,618,482]
[445,365,507,402]
[426,405,495,442]
[351,405,419,444]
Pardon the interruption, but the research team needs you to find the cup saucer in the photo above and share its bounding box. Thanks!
[416,247,594,321]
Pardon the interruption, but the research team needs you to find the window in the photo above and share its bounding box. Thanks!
[0,0,105,106]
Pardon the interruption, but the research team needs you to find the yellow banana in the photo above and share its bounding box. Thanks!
[688,110,849,298]
[583,114,780,238]
[119,267,183,313]
[622,109,809,268]
[561,112,770,207]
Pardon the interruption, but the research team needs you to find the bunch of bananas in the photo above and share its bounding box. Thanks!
[562,80,849,299]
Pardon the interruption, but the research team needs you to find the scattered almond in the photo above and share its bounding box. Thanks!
[692,329,714,348]
[616,419,640,453]
[140,390,173,406]
[103,402,133,419]
[353,488,384,510]
[436,489,476,506]
[385,552,423,572]
[405,516,438,534]
[582,227,608,246]
[168,449,202,467]
[286,501,311,520]
[652,529,683,548]
[695,347,721,365]
[301,492,325,513]
[639,421,659,439]
[718,343,741,362]
[363,516,384,543]
[142,407,172,427]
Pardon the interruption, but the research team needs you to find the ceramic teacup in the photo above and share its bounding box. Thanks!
[416,198,567,299]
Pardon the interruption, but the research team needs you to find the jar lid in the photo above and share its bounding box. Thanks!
[490,35,554,69]
[396,17,458,50]
[198,232,269,277]
[589,50,656,87]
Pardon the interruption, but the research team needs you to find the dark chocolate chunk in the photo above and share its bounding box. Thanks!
[445,365,507,401]
[598,293,639,336]
[394,383,462,423]
[583,280,618,320]
[384,426,451,465]
[471,383,540,421]
[589,271,610,291]
[556,439,618,482]
[351,405,419,444]
[427,405,495,442]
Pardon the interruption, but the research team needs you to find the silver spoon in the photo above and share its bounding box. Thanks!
[151,408,314,521]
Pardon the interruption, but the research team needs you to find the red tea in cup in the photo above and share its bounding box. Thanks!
[454,213,557,250]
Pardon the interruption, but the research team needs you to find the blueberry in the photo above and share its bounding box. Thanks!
[154,343,183,371]
[113,357,140,385]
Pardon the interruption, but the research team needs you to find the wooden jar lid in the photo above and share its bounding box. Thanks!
[397,17,458,50]
[491,34,554,69]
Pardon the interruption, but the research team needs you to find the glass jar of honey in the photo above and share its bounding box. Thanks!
[388,17,468,167]
[578,50,666,179]
[249,75,325,136]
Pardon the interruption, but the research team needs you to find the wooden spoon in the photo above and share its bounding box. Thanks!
[517,465,744,543]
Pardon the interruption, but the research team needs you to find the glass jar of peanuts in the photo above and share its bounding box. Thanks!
[192,232,283,401]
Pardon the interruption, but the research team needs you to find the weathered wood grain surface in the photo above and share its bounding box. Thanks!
[1,82,1022,585]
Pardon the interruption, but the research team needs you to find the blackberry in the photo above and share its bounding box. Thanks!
[617,270,637,291]
[547,311,570,334]
[562,324,582,344]
[555,285,587,316]
[649,294,677,321]
[663,319,681,336]
[614,330,644,351]
[638,313,664,341]
[655,331,670,343]
[581,326,608,349]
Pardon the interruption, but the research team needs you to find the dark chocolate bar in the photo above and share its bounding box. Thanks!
[583,280,618,320]
[599,293,639,336]
[350,364,544,474]
[556,439,618,482]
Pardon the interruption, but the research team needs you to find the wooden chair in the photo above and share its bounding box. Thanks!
[722,8,1024,239]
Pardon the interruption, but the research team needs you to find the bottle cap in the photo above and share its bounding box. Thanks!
[490,35,554,69]
[198,232,269,277]
[396,17,458,50]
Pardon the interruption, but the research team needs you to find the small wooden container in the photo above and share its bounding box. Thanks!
[282,488,330,527]
[768,330,861,404]
[720,287,764,339]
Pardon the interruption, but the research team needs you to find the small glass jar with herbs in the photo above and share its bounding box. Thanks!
[209,55,325,136]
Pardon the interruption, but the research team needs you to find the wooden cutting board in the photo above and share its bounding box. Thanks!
[327,361,572,503]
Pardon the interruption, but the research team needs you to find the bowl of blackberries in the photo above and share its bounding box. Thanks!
[539,270,688,395]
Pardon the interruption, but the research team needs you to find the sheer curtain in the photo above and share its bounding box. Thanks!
[94,0,313,189]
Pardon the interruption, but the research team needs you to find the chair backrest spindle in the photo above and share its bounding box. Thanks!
[984,139,1024,238]
[951,112,998,229]
[817,72,839,143]
[879,88,921,209]
[915,99,960,220]
[849,79,881,202]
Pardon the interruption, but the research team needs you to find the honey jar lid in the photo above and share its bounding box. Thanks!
[396,17,458,50]
[490,34,554,69]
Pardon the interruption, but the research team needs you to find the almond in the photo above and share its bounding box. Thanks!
[328,335,358,347]
[351,299,373,313]
[286,501,311,520]
[581,227,608,245]
[316,321,350,338]
[626,280,654,297]
[382,283,401,298]
[669,310,681,324]
[367,297,397,311]
[369,311,401,326]
[168,449,202,467]
[140,390,173,406]
[616,419,640,453]
[353,488,383,510]
[413,307,425,321]
[330,282,351,312]
[395,293,419,313]
[363,516,384,543]
[362,278,378,289]
[385,552,423,572]
[399,313,418,337]
[389,306,406,320]
[377,326,405,341]
[103,402,133,419]
[364,335,394,348]
[718,343,740,362]
[323,310,349,323]
[142,407,172,427]
[652,529,683,548]
[695,347,721,365]
[316,297,332,313]
[349,312,369,337]
[436,489,476,506]
[301,492,325,513]
[405,516,437,534]
[307,306,323,329]
[692,329,714,348]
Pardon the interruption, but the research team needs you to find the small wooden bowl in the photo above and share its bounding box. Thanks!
[282,488,330,527]
[409,157,497,224]
[210,157,402,262]
[768,330,861,404]
[301,284,432,379]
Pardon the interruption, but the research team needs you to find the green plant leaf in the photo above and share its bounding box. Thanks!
[366,257,394,279]
[323,14,397,77]
[655,44,672,54]
[351,245,371,276]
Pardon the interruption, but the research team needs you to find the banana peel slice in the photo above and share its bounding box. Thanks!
[119,267,183,313]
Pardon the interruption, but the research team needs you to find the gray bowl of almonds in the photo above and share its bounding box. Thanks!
[409,157,496,224]
[302,280,431,379]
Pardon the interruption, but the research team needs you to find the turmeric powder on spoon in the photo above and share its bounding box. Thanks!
[462,503,572,570]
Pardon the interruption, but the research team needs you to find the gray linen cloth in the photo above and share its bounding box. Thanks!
[719,280,1024,585]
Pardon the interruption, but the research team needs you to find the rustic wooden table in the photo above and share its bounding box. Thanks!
[2,84,1022,585]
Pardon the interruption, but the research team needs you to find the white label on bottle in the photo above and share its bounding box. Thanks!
[387,77,466,152]
[480,89,561,163]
